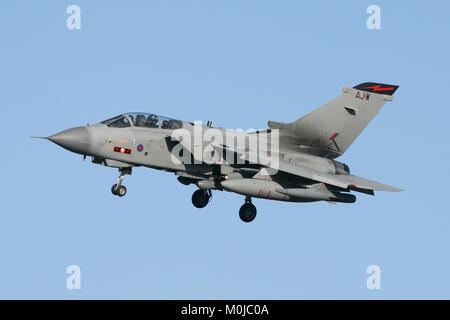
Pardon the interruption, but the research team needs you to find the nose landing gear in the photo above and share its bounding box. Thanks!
[239,196,257,223]
[111,168,131,197]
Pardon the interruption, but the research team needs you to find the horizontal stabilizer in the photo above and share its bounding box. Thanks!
[275,158,402,193]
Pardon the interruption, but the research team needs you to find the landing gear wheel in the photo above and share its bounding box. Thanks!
[111,168,131,197]
[116,185,127,197]
[239,203,257,223]
[111,184,119,195]
[192,189,210,208]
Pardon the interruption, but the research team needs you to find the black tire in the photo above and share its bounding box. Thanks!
[239,203,257,223]
[117,185,127,197]
[192,189,210,208]
[111,184,119,195]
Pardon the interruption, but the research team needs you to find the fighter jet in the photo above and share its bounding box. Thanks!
[36,82,401,222]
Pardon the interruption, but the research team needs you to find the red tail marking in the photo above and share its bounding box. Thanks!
[362,85,395,92]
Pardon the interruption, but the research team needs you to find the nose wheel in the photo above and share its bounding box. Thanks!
[111,184,127,197]
[192,189,212,208]
[111,168,131,197]
[239,197,257,223]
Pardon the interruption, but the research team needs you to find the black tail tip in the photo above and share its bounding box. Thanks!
[353,82,399,96]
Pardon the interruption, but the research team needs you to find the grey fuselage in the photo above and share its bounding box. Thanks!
[47,112,353,204]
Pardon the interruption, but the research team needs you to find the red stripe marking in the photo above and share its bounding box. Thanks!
[362,85,395,92]
[329,133,338,140]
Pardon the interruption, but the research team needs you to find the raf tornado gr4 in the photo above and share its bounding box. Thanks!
[36,82,402,222]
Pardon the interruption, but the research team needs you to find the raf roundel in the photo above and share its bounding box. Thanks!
[137,144,144,152]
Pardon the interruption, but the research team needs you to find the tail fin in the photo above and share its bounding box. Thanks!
[269,82,399,158]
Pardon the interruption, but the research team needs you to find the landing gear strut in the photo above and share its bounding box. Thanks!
[239,196,257,223]
[192,189,212,208]
[111,168,131,197]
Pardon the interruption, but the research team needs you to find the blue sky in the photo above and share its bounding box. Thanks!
[0,1,449,299]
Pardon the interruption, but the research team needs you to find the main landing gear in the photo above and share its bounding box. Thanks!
[111,168,131,197]
[191,189,212,208]
[190,190,258,223]
[239,196,257,223]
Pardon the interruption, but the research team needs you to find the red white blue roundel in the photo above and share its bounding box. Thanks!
[137,144,144,152]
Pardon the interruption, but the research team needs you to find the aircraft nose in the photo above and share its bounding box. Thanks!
[48,126,91,155]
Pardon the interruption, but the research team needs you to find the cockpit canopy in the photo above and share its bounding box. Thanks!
[100,113,183,129]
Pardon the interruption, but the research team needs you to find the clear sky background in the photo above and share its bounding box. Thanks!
[0,1,449,299]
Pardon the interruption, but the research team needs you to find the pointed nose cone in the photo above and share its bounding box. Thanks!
[48,126,91,155]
